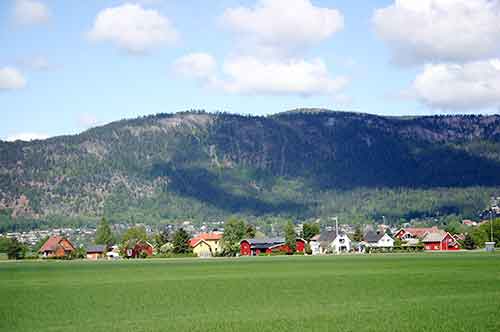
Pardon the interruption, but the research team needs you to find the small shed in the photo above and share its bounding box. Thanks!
[86,245,107,260]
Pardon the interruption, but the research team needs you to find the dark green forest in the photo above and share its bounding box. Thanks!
[1,109,499,230]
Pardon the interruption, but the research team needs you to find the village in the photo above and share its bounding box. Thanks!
[1,215,496,261]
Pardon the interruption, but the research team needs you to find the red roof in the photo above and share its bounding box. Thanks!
[400,227,439,239]
[38,236,75,252]
[189,233,222,247]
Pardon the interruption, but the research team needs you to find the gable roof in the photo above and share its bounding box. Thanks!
[399,227,440,238]
[190,238,211,248]
[86,245,107,253]
[189,233,223,247]
[363,231,385,243]
[241,237,304,249]
[317,231,349,243]
[422,231,449,243]
[197,233,223,241]
[38,236,75,253]
[244,237,284,245]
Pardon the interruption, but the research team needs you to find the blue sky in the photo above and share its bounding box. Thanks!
[1,0,500,140]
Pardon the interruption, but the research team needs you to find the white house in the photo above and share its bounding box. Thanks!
[363,231,394,249]
[311,231,351,254]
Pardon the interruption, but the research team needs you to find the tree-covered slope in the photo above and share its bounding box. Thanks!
[1,109,499,227]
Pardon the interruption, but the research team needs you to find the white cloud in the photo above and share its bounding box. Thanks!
[14,0,50,26]
[412,60,500,110]
[174,55,348,97]
[0,67,27,90]
[88,3,178,54]
[221,56,348,96]
[174,1,348,99]
[5,133,49,142]
[173,53,217,82]
[222,0,343,57]
[374,0,500,65]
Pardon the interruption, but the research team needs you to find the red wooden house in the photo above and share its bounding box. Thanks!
[124,240,154,258]
[38,236,76,258]
[240,238,305,256]
[422,232,460,251]
[394,227,439,240]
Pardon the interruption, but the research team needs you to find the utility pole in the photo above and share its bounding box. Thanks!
[491,210,494,243]
[485,208,496,252]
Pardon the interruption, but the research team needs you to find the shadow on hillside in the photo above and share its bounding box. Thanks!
[308,141,500,190]
[151,163,308,215]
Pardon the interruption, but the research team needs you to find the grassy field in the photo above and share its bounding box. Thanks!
[1,253,499,332]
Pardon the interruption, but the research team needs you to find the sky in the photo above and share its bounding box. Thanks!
[1,0,500,141]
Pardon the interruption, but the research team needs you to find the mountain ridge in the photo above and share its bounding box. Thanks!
[1,109,500,229]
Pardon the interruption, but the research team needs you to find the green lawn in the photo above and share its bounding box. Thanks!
[1,253,499,332]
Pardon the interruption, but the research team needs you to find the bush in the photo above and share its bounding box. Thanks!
[304,243,313,255]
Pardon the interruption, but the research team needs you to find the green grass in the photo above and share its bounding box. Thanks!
[1,253,499,332]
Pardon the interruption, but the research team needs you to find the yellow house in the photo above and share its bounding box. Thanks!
[189,233,223,257]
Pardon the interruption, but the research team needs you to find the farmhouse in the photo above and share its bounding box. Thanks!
[38,236,75,258]
[124,240,154,258]
[362,231,394,249]
[394,227,439,240]
[86,245,107,260]
[422,232,460,251]
[240,238,305,256]
[310,231,351,254]
[189,232,223,257]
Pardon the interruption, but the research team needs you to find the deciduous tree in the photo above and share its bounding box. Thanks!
[245,224,256,239]
[302,223,320,242]
[222,216,246,255]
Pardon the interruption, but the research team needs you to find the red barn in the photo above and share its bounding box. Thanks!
[240,238,305,256]
[38,236,75,258]
[422,232,460,251]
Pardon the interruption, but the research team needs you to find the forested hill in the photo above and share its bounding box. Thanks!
[1,109,500,228]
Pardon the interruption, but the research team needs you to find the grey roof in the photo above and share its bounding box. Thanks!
[86,245,107,253]
[363,231,384,243]
[422,232,446,243]
[245,237,285,245]
[317,231,348,241]
[242,238,285,250]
